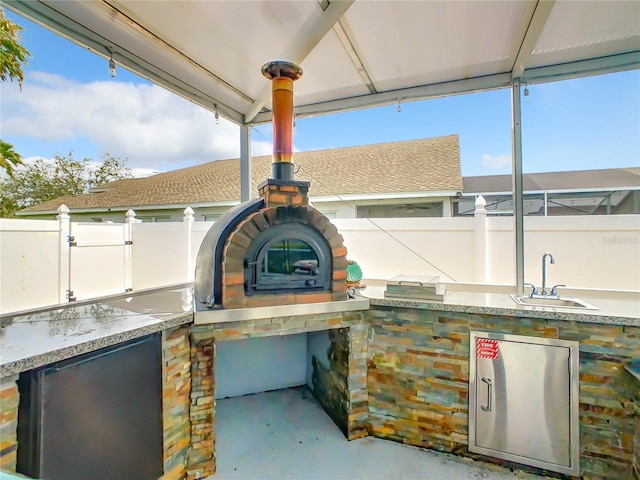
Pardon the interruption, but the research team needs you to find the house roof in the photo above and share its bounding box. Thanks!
[463,167,640,194]
[20,135,462,214]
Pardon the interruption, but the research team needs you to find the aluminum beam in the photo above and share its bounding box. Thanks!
[521,51,640,85]
[250,72,514,125]
[244,0,355,123]
[250,51,640,125]
[333,17,377,94]
[512,0,556,79]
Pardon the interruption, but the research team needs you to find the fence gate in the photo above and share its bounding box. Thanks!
[68,222,131,301]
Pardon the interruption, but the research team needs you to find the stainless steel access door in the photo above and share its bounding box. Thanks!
[469,332,580,476]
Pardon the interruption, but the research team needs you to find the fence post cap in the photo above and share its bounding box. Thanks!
[125,209,138,223]
[474,195,487,213]
[183,207,195,222]
[56,204,70,222]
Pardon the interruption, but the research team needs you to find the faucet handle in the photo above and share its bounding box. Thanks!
[550,284,566,296]
[524,283,538,296]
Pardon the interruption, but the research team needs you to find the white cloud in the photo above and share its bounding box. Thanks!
[481,153,511,169]
[130,167,162,178]
[252,141,273,157]
[1,71,272,170]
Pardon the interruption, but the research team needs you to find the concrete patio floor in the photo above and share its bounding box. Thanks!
[211,386,547,480]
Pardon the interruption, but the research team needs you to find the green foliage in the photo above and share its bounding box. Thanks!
[0,139,23,178]
[0,8,31,89]
[1,8,30,178]
[0,185,18,218]
[0,152,133,217]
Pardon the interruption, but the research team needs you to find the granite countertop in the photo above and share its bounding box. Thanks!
[0,286,194,377]
[2,281,637,378]
[360,286,640,326]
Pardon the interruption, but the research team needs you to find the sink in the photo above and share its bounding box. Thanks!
[510,294,598,310]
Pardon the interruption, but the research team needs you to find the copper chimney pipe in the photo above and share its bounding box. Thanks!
[261,60,303,181]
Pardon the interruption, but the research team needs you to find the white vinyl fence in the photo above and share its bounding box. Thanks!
[1,202,638,314]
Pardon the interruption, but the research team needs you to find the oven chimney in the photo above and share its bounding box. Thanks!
[261,60,303,181]
[194,61,348,312]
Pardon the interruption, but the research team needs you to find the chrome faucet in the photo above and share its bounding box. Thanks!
[524,252,565,299]
[541,252,554,296]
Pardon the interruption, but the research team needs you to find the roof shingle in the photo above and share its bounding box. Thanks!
[21,135,462,213]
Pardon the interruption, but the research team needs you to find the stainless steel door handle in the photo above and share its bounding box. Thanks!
[481,377,492,412]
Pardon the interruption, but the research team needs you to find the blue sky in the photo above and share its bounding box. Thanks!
[2,10,639,178]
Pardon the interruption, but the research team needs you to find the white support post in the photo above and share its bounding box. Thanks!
[124,209,138,292]
[474,195,488,283]
[57,204,70,303]
[512,78,525,294]
[184,207,195,282]
[240,125,252,202]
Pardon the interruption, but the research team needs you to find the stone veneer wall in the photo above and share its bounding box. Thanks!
[186,310,368,476]
[0,375,19,472]
[187,329,215,480]
[161,326,192,480]
[306,323,369,440]
[347,323,369,440]
[366,307,639,480]
[311,328,350,435]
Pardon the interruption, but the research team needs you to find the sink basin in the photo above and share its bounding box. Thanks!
[510,294,598,310]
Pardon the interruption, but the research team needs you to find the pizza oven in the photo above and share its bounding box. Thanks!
[194,61,348,311]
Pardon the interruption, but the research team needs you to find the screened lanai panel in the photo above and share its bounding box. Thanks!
[342,1,537,92]
[529,1,640,69]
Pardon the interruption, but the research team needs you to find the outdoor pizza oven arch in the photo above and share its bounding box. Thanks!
[194,202,348,311]
[244,222,332,295]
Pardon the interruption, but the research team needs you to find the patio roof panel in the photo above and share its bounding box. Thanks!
[343,1,535,91]
[4,0,640,125]
[529,1,640,69]
[288,29,371,107]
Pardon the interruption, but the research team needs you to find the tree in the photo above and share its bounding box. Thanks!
[0,9,30,176]
[0,152,133,217]
[0,139,23,178]
[0,8,31,89]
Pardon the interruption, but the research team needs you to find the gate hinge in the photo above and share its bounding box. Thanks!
[125,240,133,245]
[125,288,133,292]
[67,290,77,302]
[68,235,77,247]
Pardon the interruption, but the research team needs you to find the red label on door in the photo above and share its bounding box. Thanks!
[476,338,499,360]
